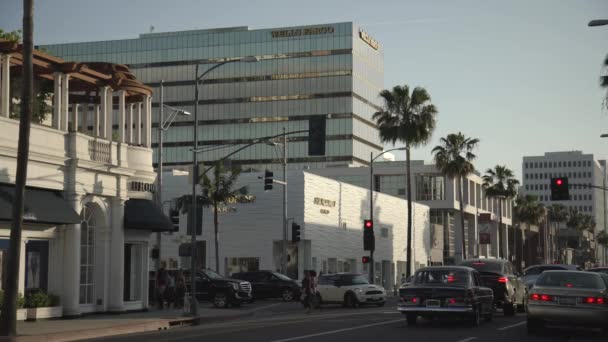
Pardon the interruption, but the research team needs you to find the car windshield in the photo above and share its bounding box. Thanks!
[202,269,224,280]
[536,272,605,289]
[414,270,469,286]
[341,275,369,285]
[272,272,293,281]
[460,261,502,273]
[524,266,566,276]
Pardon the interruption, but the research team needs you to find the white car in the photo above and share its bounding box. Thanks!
[316,273,386,307]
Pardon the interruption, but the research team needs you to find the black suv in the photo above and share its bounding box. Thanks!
[184,269,252,308]
[232,270,301,302]
[459,259,526,316]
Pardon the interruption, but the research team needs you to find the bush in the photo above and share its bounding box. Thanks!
[48,294,60,307]
[25,292,51,308]
[0,291,25,309]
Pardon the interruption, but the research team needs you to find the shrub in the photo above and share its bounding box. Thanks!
[0,291,25,309]
[25,292,50,308]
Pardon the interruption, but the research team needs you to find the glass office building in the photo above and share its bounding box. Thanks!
[42,22,384,170]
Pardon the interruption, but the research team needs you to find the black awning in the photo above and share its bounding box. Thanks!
[0,183,81,225]
[124,198,175,232]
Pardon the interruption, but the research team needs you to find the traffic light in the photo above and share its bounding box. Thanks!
[169,208,180,232]
[551,177,569,201]
[363,219,375,251]
[264,170,274,191]
[151,248,159,259]
[362,256,370,264]
[291,222,301,243]
[308,115,326,156]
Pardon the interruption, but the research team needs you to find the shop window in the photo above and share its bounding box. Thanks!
[124,243,144,302]
[225,257,259,276]
[79,204,96,305]
[25,241,49,293]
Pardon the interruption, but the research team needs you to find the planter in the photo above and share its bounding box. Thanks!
[25,306,63,321]
[17,309,27,321]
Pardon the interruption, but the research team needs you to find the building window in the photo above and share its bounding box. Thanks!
[378,175,407,198]
[380,227,389,238]
[525,163,528,169]
[80,204,96,305]
[430,210,444,225]
[577,161,581,167]
[415,174,445,201]
[543,162,547,168]
[559,161,562,167]
[225,257,260,276]
[525,184,529,190]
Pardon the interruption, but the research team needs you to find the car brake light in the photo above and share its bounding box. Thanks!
[598,297,606,305]
[540,294,552,301]
[447,275,455,283]
[402,297,419,304]
[530,293,553,301]
[530,293,539,301]
[498,277,508,283]
[584,297,605,304]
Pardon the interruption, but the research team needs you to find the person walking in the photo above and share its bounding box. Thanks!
[175,269,186,309]
[156,268,168,309]
[302,270,313,314]
[165,271,176,308]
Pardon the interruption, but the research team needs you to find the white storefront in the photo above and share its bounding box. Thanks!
[158,171,430,290]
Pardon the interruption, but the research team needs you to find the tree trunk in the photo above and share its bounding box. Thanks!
[527,223,532,268]
[499,198,503,260]
[214,200,219,273]
[458,177,467,261]
[0,0,33,336]
[405,146,413,276]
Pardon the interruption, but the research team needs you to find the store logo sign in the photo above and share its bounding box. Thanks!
[359,30,379,50]
[271,26,335,38]
[313,197,336,208]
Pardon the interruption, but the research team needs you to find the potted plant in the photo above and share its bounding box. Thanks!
[0,290,26,320]
[24,290,62,321]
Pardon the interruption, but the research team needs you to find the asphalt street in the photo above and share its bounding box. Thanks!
[91,298,606,342]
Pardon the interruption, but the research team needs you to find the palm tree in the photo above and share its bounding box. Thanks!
[597,231,608,265]
[601,54,608,109]
[482,165,519,260]
[373,84,438,276]
[514,195,544,267]
[548,204,568,262]
[432,132,479,261]
[176,163,248,273]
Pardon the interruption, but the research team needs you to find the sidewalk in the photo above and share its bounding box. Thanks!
[16,304,254,342]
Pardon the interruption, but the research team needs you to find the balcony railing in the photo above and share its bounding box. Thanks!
[88,139,111,164]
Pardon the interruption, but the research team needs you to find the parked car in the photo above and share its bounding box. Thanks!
[459,259,526,316]
[586,267,608,275]
[232,270,301,302]
[316,273,386,307]
[398,266,494,327]
[527,270,608,335]
[183,269,252,308]
[523,264,582,289]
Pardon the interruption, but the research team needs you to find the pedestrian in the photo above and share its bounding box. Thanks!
[157,268,168,309]
[175,269,186,309]
[309,270,318,310]
[400,273,407,284]
[165,271,176,308]
[301,270,313,314]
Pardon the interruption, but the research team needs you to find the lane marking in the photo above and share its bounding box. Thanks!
[269,318,404,342]
[455,338,477,342]
[497,321,526,331]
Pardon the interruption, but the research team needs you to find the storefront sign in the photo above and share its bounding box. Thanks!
[313,197,336,207]
[130,181,156,193]
[320,209,330,215]
[217,207,237,214]
[271,26,334,38]
[223,195,256,204]
[359,30,379,50]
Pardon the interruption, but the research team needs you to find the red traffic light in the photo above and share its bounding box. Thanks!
[364,220,373,229]
[556,178,563,186]
[362,256,370,264]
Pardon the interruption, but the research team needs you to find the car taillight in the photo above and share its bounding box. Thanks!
[447,297,467,306]
[401,297,419,305]
[530,293,553,301]
[583,297,606,304]
[498,277,508,283]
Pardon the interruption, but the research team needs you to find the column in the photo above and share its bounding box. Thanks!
[99,87,109,139]
[142,96,150,147]
[71,104,80,132]
[0,54,10,117]
[117,90,126,143]
[136,103,142,145]
[106,89,114,141]
[52,73,63,129]
[94,104,100,137]
[126,104,133,144]
[63,194,82,317]
[60,74,70,131]
[107,197,125,313]
[18,240,26,297]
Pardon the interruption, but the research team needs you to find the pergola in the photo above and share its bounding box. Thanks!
[0,38,153,147]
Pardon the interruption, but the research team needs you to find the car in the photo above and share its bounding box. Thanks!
[397,266,494,327]
[523,264,582,289]
[316,273,386,308]
[586,267,608,275]
[232,270,301,302]
[459,259,526,316]
[183,269,253,308]
[526,270,608,335]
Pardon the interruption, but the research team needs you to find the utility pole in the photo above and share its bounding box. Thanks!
[155,80,164,309]
[369,152,375,283]
[189,64,200,319]
[282,127,288,275]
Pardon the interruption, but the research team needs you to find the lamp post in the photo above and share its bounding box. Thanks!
[155,80,190,308]
[189,56,258,318]
[369,147,406,284]
[267,127,289,275]
[589,19,608,27]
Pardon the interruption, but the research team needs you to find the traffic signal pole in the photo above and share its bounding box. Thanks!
[369,152,375,284]
[282,127,288,275]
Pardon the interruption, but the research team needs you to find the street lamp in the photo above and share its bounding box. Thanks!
[266,128,289,275]
[589,19,608,27]
[369,147,406,284]
[189,56,258,318]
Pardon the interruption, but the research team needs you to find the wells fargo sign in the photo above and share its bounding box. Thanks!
[313,197,336,208]
[272,26,334,38]
[359,30,379,50]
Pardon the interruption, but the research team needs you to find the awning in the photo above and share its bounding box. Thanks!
[0,183,81,225]
[124,198,175,232]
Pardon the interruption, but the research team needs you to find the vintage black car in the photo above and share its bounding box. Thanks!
[398,266,494,327]
[232,270,301,301]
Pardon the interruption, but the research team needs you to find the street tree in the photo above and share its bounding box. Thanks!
[373,84,437,276]
[514,194,544,267]
[432,132,479,261]
[548,203,569,262]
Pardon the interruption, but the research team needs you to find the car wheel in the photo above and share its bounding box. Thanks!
[503,302,515,316]
[527,318,543,335]
[406,313,417,326]
[281,288,295,302]
[344,293,359,308]
[213,292,229,308]
[469,307,481,327]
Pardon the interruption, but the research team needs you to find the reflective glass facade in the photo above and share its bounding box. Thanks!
[42,22,384,170]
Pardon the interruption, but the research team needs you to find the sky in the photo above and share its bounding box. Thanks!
[1,0,607,179]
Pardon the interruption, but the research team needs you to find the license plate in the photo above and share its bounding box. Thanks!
[559,297,576,305]
[426,300,440,307]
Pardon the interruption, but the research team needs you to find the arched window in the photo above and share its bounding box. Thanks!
[80,204,95,304]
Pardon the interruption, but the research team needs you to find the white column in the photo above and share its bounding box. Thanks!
[106,89,114,141]
[18,239,26,297]
[107,198,125,312]
[52,73,63,129]
[117,90,126,143]
[99,87,109,139]
[60,74,70,131]
[142,96,151,147]
[71,104,80,132]
[94,104,100,137]
[126,103,133,144]
[0,54,10,117]
[136,103,142,145]
[63,194,82,317]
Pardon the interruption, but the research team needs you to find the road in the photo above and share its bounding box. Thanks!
[93,298,606,342]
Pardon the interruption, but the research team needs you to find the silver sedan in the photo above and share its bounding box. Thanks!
[527,270,608,335]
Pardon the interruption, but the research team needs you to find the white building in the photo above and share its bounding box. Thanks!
[522,151,608,263]
[307,160,514,264]
[0,41,171,318]
[157,171,430,290]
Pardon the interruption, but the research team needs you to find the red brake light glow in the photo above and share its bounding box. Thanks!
[565,283,573,288]
[530,293,552,301]
[598,297,605,305]
[585,297,596,304]
[449,298,456,304]
[447,275,455,283]
[530,293,540,301]
[540,294,552,301]
[498,277,508,283]
[584,297,605,304]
